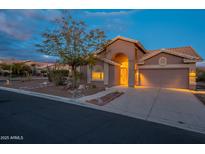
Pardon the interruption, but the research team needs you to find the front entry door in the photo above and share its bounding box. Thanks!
[120,67,128,85]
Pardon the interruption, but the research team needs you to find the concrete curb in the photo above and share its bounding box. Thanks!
[0,86,86,107]
[0,86,205,135]
[0,86,129,119]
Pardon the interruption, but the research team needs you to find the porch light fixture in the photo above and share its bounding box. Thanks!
[189,72,196,77]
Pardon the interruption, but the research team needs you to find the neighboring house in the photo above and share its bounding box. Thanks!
[0,59,30,65]
[0,59,70,75]
[81,36,203,89]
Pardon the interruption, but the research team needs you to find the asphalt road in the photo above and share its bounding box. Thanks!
[0,90,205,144]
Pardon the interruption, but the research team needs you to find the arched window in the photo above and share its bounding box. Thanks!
[92,65,104,81]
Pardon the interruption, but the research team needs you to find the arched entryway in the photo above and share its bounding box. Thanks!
[112,53,128,85]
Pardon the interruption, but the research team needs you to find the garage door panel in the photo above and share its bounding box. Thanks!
[139,68,189,89]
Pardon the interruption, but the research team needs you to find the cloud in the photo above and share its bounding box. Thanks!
[0,9,143,62]
[0,11,32,40]
[0,10,65,62]
[0,48,58,62]
[0,10,63,41]
[18,9,63,21]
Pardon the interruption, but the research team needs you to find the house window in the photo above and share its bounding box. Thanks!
[92,72,104,80]
[92,65,104,81]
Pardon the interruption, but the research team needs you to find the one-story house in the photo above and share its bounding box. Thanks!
[80,36,203,90]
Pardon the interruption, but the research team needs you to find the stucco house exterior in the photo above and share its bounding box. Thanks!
[80,36,202,90]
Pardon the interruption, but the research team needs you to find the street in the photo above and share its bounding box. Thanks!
[0,90,205,143]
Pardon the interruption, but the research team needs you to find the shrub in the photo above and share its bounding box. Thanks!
[47,69,69,86]
[0,68,2,76]
[91,84,97,89]
[75,71,84,82]
[40,69,47,74]
[197,71,205,82]
[3,70,10,77]
[31,64,37,76]
[21,65,32,76]
[40,69,47,77]
[11,63,32,77]
[0,63,11,71]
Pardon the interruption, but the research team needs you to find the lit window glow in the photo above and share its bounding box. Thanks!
[120,61,128,85]
[189,72,196,77]
[92,72,104,80]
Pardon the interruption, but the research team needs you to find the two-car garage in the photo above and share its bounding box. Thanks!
[139,68,189,89]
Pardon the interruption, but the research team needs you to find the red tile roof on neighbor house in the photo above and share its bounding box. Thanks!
[0,59,30,64]
[147,46,202,60]
[0,59,55,68]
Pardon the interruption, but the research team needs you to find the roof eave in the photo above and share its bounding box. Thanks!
[94,36,147,55]
[96,56,121,66]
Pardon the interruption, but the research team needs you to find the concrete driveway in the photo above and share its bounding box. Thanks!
[79,86,205,134]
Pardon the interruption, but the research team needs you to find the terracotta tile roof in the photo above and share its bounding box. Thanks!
[0,59,30,64]
[0,59,55,68]
[147,46,202,60]
[95,36,147,54]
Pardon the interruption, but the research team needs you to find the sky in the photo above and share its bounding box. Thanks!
[0,9,205,65]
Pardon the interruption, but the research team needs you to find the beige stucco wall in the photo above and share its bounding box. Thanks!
[108,64,120,87]
[104,39,137,87]
[93,39,197,90]
[104,39,136,61]
[89,81,105,87]
[144,53,184,65]
[137,48,145,61]
[188,63,196,90]
[139,52,197,89]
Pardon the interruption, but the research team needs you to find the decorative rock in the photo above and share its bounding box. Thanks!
[78,84,85,90]
[97,97,103,105]
[5,80,10,86]
[41,81,48,85]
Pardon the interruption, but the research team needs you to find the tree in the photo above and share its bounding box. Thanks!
[11,63,32,77]
[0,63,11,71]
[31,63,37,76]
[36,15,108,88]
[0,63,12,77]
[12,63,23,76]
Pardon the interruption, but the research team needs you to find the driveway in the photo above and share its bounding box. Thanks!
[1,90,205,143]
[79,87,205,134]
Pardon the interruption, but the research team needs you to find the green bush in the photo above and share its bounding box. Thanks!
[0,64,11,77]
[75,71,84,81]
[11,63,32,77]
[0,63,11,71]
[0,63,32,77]
[21,65,32,76]
[197,71,205,82]
[47,69,69,86]
[3,71,10,77]
[91,84,97,89]
[40,69,47,74]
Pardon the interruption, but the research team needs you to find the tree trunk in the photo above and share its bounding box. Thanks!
[71,65,77,89]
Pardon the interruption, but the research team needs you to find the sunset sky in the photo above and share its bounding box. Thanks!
[0,9,205,65]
